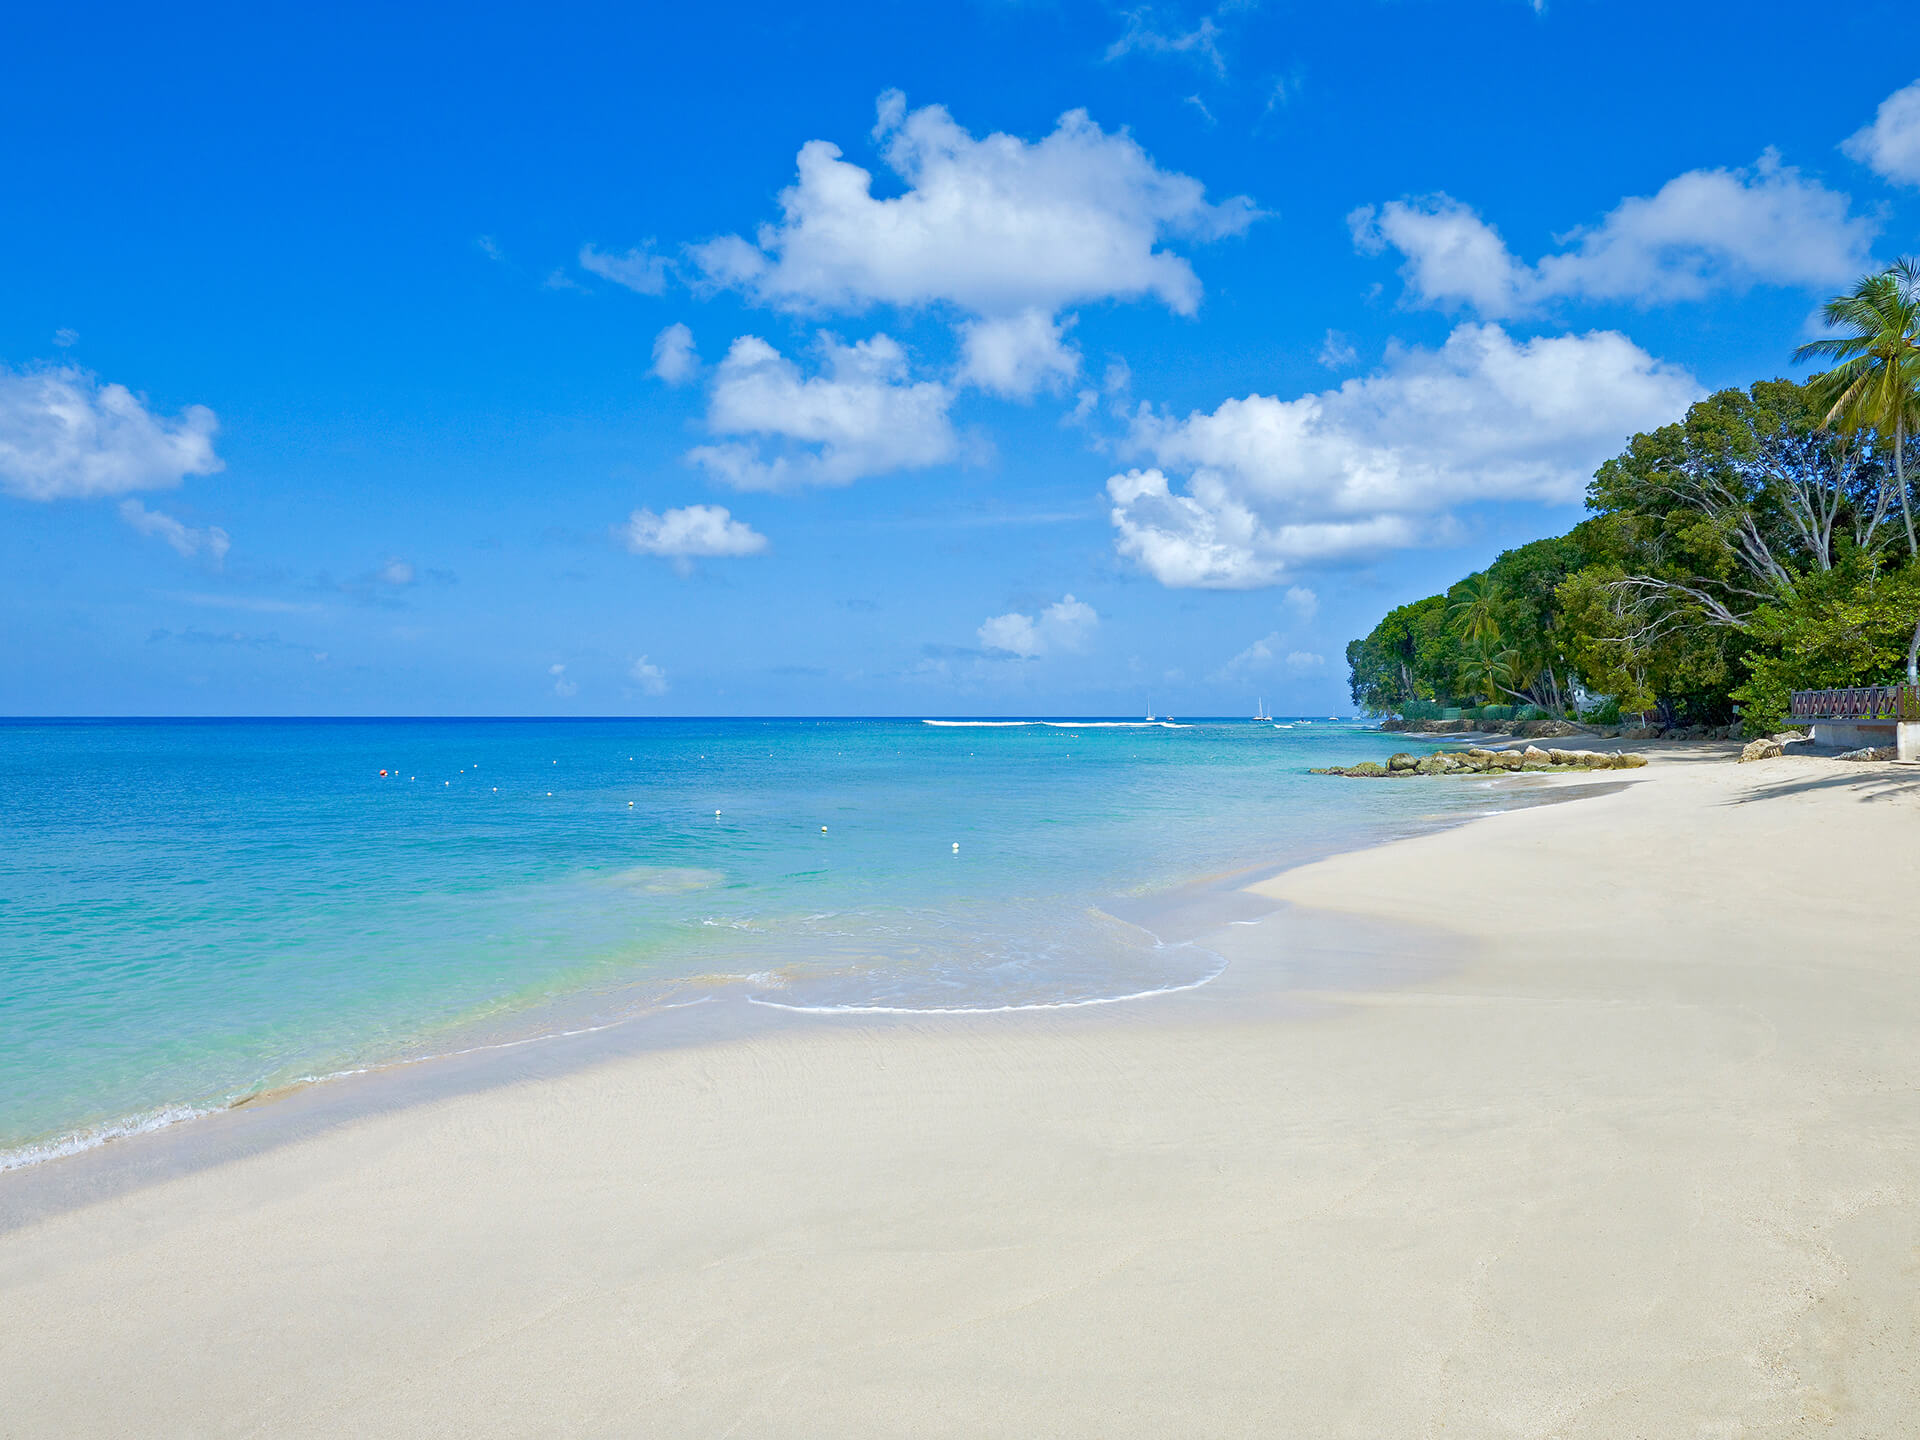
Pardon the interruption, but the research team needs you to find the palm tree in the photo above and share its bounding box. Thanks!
[1794,257,1920,555]
[1454,639,1510,706]
[1447,572,1505,649]
[1794,257,1920,680]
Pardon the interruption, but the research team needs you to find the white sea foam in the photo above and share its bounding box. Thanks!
[743,948,1227,1015]
[0,995,721,1174]
[921,719,1190,729]
[0,1103,214,1174]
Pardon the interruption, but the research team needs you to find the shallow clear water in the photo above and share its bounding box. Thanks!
[0,717,1484,1166]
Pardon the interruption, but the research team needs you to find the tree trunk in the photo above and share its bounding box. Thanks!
[1904,425,1919,684]
[1899,421,1916,559]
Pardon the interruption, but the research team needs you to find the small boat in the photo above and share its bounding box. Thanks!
[1253,697,1272,722]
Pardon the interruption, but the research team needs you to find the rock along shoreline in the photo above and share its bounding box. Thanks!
[1311,745,1649,779]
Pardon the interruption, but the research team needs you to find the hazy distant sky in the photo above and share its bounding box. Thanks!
[5,1,1918,715]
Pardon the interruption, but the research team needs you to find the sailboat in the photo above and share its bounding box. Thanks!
[1252,697,1272,722]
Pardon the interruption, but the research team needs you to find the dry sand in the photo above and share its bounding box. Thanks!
[3,752,1918,1437]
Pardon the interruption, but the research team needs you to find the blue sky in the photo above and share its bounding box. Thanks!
[4,0,1918,716]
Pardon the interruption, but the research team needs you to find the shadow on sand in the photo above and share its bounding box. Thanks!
[1725,762,1920,806]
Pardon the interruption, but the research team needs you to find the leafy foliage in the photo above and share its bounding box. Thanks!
[1347,372,1920,731]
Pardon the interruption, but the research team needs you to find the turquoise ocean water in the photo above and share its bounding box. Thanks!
[1,717,1482,1169]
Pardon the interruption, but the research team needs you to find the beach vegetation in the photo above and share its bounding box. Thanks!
[1349,263,1920,730]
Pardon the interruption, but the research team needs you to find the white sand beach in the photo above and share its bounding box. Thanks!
[4,752,1918,1437]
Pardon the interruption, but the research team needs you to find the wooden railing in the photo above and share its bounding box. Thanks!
[1788,684,1920,722]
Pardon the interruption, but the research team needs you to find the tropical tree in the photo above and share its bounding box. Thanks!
[1794,257,1920,677]
[1447,572,1505,649]
[1452,639,1509,705]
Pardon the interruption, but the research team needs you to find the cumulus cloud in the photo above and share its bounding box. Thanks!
[1844,80,1920,188]
[651,323,699,384]
[956,309,1081,398]
[977,593,1099,658]
[1108,323,1701,588]
[550,662,578,698]
[580,242,670,294]
[687,333,956,490]
[690,90,1255,319]
[377,558,415,586]
[1351,153,1876,317]
[118,499,230,565]
[0,365,222,502]
[619,503,768,571]
[629,656,669,695]
[1286,650,1325,671]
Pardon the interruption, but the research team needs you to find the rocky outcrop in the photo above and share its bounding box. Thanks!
[1837,745,1896,761]
[1738,737,1783,763]
[1311,748,1649,778]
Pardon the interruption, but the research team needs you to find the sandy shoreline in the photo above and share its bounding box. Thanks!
[4,751,1918,1436]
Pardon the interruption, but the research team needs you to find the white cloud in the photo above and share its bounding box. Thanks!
[1106,13,1227,75]
[1109,323,1701,588]
[1351,152,1876,317]
[977,593,1098,658]
[1286,650,1325,671]
[1316,330,1357,370]
[690,91,1256,319]
[687,333,956,490]
[580,242,670,294]
[619,503,768,571]
[1214,630,1279,679]
[629,656,669,695]
[1282,584,1317,621]
[1844,80,1920,188]
[1,365,222,502]
[651,323,698,384]
[377,558,415,586]
[549,662,577,698]
[956,309,1080,397]
[118,499,230,565]
[977,611,1041,658]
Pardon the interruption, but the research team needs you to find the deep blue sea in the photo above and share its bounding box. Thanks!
[0,717,1482,1168]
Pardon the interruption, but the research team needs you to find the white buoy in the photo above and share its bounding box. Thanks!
[628,801,634,807]
[715,809,721,817]
[952,842,959,853]
[821,825,828,833]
